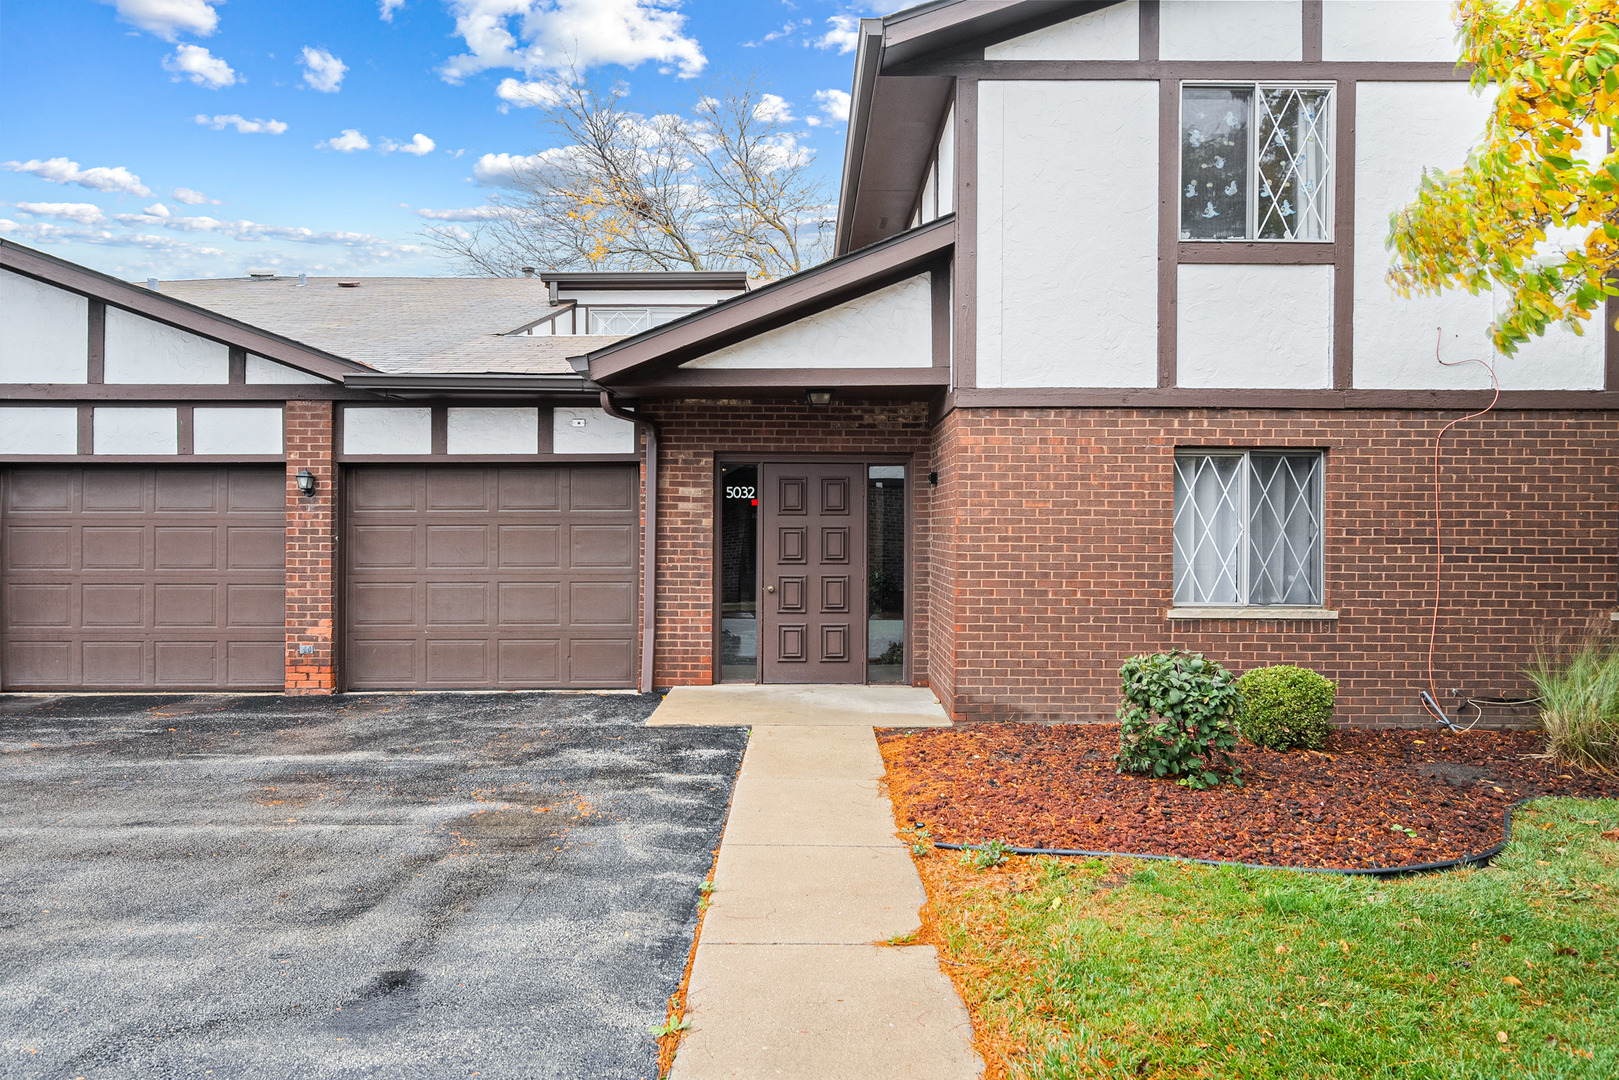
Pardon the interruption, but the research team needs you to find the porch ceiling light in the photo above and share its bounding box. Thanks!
[805,388,833,407]
[295,469,318,498]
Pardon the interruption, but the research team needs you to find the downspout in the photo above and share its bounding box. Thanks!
[600,391,658,694]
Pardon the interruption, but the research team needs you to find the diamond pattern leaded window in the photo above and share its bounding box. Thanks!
[1181,84,1332,241]
[1173,451,1323,606]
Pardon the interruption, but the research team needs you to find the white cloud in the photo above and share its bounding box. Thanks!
[13,202,109,226]
[414,205,506,221]
[495,77,563,111]
[812,88,851,125]
[300,47,348,93]
[195,113,288,134]
[143,203,171,217]
[163,43,236,88]
[379,0,405,21]
[172,186,220,205]
[744,20,808,48]
[101,0,221,41]
[318,129,371,152]
[438,0,706,85]
[753,93,794,123]
[816,14,861,54]
[471,149,574,187]
[2,158,152,196]
[380,133,436,156]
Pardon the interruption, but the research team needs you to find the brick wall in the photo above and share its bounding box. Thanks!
[284,399,337,693]
[647,399,934,688]
[930,408,1618,725]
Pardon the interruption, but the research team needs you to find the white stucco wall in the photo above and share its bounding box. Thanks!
[0,269,88,384]
[985,0,1139,60]
[936,105,955,217]
[94,407,178,455]
[1177,264,1334,388]
[447,407,539,454]
[1323,1,1458,63]
[977,80,1159,388]
[0,407,78,454]
[343,407,432,455]
[683,274,933,370]
[552,408,636,455]
[104,307,229,383]
[1352,82,1602,390]
[1161,1,1302,61]
[193,407,283,455]
[245,353,331,384]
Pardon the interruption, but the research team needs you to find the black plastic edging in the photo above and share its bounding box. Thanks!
[931,799,1532,878]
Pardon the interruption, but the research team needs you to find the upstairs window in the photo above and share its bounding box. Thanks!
[1173,451,1324,607]
[1181,84,1333,241]
[585,308,693,334]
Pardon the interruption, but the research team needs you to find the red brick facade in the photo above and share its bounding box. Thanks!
[283,399,338,693]
[925,408,1618,725]
[646,399,934,688]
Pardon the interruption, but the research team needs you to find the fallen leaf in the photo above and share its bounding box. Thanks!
[1554,947,1578,957]
[1499,934,1513,943]
[1497,1031,1509,1045]
[1503,976,1523,987]
[1340,939,1351,954]
[1275,944,1290,955]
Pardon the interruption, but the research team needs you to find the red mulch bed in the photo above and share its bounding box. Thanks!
[878,725,1619,871]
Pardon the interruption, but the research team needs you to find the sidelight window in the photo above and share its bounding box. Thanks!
[1180,84,1333,241]
[1173,451,1323,606]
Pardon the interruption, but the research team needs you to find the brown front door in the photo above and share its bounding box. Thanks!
[760,463,866,684]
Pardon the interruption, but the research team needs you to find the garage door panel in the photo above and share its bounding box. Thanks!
[82,527,144,568]
[7,526,72,569]
[82,584,145,627]
[7,583,70,626]
[227,526,286,569]
[498,582,560,626]
[350,469,419,511]
[345,464,636,689]
[2,467,285,691]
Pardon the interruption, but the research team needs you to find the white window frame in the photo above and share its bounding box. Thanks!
[1171,449,1327,611]
[1179,81,1336,243]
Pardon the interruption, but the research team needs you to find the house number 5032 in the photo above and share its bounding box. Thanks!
[725,486,756,499]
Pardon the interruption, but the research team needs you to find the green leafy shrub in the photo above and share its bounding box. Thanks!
[1527,626,1619,771]
[1237,665,1337,751]
[1113,650,1242,790]
[960,838,1011,870]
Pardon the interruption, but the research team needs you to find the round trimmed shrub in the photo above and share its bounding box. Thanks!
[1113,650,1243,790]
[1237,665,1337,751]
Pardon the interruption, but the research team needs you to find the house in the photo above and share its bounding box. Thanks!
[2,0,1614,724]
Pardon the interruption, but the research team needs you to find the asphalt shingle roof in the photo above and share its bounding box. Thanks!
[155,276,622,375]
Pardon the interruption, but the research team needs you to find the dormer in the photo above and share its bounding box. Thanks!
[518,271,751,337]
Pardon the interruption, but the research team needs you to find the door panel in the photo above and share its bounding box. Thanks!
[761,463,867,684]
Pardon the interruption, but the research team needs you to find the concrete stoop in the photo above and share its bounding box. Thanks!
[651,694,981,1080]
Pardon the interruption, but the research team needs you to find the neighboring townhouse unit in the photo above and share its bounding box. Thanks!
[2,0,1615,726]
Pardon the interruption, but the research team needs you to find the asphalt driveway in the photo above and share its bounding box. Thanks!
[0,692,746,1080]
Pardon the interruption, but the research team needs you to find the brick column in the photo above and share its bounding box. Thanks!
[284,400,338,693]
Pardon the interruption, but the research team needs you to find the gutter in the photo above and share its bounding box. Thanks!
[599,391,659,694]
[832,19,887,257]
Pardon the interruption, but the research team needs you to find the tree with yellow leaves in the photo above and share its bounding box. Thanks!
[1388,0,1618,353]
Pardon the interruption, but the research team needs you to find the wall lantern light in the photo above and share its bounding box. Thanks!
[295,469,318,498]
[805,388,834,407]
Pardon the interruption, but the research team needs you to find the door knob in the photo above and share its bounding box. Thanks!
[766,585,776,593]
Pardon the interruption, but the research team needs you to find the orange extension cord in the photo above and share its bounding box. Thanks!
[1424,328,1500,726]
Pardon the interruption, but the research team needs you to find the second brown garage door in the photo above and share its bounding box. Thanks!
[344,465,638,689]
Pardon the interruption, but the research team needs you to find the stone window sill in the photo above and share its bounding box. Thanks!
[1166,606,1338,621]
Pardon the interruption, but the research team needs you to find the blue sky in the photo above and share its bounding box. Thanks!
[0,0,878,279]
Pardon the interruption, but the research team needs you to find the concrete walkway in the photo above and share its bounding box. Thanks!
[649,686,982,1080]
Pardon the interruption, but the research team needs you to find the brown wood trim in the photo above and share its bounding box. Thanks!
[931,257,952,370]
[944,386,1619,410]
[430,407,448,455]
[0,454,287,464]
[228,347,247,384]
[1139,0,1159,63]
[0,384,377,401]
[953,77,978,390]
[1607,291,1618,391]
[709,457,729,685]
[1333,79,1358,389]
[176,405,195,456]
[610,368,951,393]
[76,405,92,455]
[1302,0,1323,63]
[86,301,105,384]
[538,406,555,454]
[1157,76,1178,388]
[1177,242,1336,265]
[334,453,642,465]
[890,59,1471,81]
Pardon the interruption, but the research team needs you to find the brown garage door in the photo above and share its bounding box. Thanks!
[1,467,287,690]
[344,465,638,689]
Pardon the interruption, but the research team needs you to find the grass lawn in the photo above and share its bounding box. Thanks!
[912,797,1618,1079]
